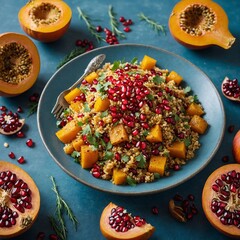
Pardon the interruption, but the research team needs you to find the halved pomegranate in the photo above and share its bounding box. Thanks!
[100,202,155,240]
[202,164,240,238]
[233,130,240,163]
[0,161,40,238]
[0,110,24,135]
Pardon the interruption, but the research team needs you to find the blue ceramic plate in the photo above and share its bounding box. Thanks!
[37,44,225,195]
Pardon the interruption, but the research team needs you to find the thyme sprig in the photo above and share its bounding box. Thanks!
[108,5,126,39]
[138,13,166,35]
[77,6,105,42]
[49,176,78,240]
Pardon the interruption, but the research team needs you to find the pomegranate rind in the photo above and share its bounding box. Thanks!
[202,164,240,238]
[233,131,240,163]
[100,202,155,240]
[0,119,25,136]
[0,161,40,238]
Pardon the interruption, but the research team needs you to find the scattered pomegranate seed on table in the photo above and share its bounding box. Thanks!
[8,152,16,159]
[17,156,25,164]
[26,138,34,147]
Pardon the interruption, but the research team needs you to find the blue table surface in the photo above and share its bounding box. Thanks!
[0,0,239,239]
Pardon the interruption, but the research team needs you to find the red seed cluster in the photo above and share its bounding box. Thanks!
[211,170,240,228]
[222,78,240,99]
[173,193,198,221]
[75,39,94,52]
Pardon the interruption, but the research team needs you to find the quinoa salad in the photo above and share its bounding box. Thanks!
[55,55,208,186]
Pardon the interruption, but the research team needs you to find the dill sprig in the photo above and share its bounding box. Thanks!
[77,6,105,42]
[108,5,126,39]
[56,47,87,69]
[49,176,78,240]
[138,12,166,35]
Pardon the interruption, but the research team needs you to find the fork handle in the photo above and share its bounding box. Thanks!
[68,54,106,90]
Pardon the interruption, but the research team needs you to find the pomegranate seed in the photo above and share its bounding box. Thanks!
[151,206,159,215]
[222,155,229,162]
[227,125,234,133]
[17,106,23,113]
[49,234,59,240]
[96,25,103,32]
[8,152,15,159]
[173,164,181,171]
[26,139,34,147]
[16,131,25,138]
[0,106,7,112]
[124,27,131,32]
[36,232,46,240]
[119,16,125,22]
[17,156,25,164]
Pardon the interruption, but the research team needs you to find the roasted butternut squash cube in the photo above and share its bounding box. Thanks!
[140,55,157,70]
[168,141,186,159]
[63,143,74,155]
[146,124,163,142]
[80,145,98,169]
[113,168,127,185]
[166,71,183,86]
[70,101,83,112]
[72,137,84,151]
[109,124,129,145]
[190,115,208,134]
[85,71,98,84]
[56,120,81,143]
[94,97,110,112]
[148,156,167,176]
[64,88,82,104]
[186,103,204,116]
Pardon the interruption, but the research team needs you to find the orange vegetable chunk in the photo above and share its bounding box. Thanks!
[146,124,163,142]
[94,97,110,112]
[113,168,127,185]
[72,137,84,151]
[148,156,167,176]
[64,88,82,104]
[109,124,129,145]
[186,103,204,116]
[85,71,98,84]
[190,115,208,134]
[166,71,183,86]
[70,101,82,112]
[140,55,157,70]
[56,120,81,144]
[80,145,99,169]
[168,141,186,159]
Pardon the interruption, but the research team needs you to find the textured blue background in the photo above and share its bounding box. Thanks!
[0,0,239,239]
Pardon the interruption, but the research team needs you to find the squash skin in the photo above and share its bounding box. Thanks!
[169,0,235,49]
[0,32,40,97]
[18,0,72,42]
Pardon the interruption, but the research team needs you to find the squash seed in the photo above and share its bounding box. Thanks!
[179,4,216,36]
[0,42,32,84]
[29,2,61,26]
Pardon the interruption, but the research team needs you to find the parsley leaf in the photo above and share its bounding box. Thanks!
[131,57,138,64]
[83,102,90,112]
[153,75,165,85]
[111,60,121,71]
[126,176,136,186]
[136,153,146,168]
[184,86,191,94]
[104,151,114,160]
[81,124,91,135]
[121,155,130,162]
[100,110,108,118]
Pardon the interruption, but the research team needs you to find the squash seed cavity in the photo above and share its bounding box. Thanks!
[179,4,216,36]
[29,3,61,26]
[0,42,32,84]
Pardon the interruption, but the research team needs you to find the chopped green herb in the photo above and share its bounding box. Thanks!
[111,60,121,71]
[154,173,161,179]
[184,86,191,94]
[104,151,114,160]
[153,75,165,85]
[147,94,154,100]
[184,137,192,147]
[78,121,84,127]
[83,102,90,112]
[136,153,146,168]
[87,135,98,148]
[126,176,137,186]
[81,124,91,135]
[131,57,138,64]
[106,142,113,150]
[121,155,130,162]
[100,110,108,118]
[71,151,80,163]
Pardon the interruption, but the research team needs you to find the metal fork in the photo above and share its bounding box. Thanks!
[51,54,106,119]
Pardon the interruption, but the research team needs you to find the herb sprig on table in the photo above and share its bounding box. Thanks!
[49,176,78,240]
[77,6,105,42]
[138,12,166,35]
